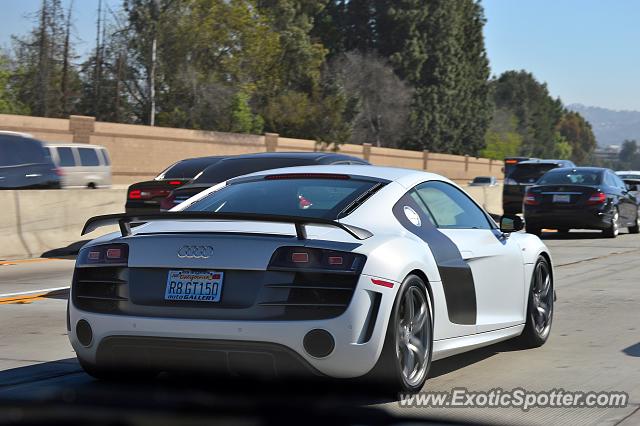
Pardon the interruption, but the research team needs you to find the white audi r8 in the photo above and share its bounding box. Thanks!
[68,165,554,392]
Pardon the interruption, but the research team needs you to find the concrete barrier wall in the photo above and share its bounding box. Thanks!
[0,185,503,261]
[0,189,124,260]
[0,114,504,185]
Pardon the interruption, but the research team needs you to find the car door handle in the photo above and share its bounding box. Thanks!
[25,173,42,178]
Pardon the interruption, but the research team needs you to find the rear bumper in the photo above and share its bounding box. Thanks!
[524,206,613,230]
[68,273,396,379]
[95,336,323,377]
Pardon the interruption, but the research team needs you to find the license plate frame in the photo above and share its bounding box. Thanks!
[164,270,224,302]
[552,194,571,203]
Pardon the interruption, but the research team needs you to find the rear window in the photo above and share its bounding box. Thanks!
[617,174,640,180]
[186,177,379,219]
[78,148,101,166]
[538,170,602,185]
[57,147,76,167]
[509,164,559,183]
[194,158,318,184]
[0,136,47,166]
[157,158,223,180]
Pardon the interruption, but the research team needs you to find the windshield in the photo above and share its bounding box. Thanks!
[192,158,319,184]
[186,177,379,219]
[509,164,559,183]
[538,170,602,185]
[472,177,491,183]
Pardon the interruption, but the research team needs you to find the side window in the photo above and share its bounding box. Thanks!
[14,139,47,164]
[57,147,76,167]
[408,191,437,226]
[413,181,492,230]
[78,148,100,166]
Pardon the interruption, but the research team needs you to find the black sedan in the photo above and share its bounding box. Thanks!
[523,167,640,238]
[125,156,226,214]
[160,152,369,210]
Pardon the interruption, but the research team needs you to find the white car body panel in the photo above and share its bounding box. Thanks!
[69,165,553,379]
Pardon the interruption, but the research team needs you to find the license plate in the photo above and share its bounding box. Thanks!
[165,270,223,302]
[553,194,571,203]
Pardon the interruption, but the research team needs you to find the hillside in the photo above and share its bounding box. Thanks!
[568,104,640,146]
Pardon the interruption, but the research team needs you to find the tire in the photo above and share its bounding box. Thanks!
[516,256,553,348]
[78,357,156,382]
[628,209,640,234]
[602,208,620,238]
[526,226,541,237]
[368,274,433,394]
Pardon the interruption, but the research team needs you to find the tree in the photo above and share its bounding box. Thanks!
[481,108,522,160]
[11,0,80,117]
[0,53,29,114]
[618,140,639,169]
[313,1,493,154]
[329,51,412,147]
[556,111,597,164]
[229,91,264,134]
[491,70,564,158]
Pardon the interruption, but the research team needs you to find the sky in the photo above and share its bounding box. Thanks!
[1,0,640,111]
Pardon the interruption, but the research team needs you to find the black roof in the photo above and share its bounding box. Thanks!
[518,159,575,166]
[548,166,609,173]
[178,155,227,163]
[218,151,368,163]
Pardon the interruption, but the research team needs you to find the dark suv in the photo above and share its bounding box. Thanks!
[0,132,61,189]
[503,159,575,214]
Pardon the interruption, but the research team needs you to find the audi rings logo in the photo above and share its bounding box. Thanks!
[177,245,214,259]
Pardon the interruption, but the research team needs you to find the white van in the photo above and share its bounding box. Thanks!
[47,143,112,189]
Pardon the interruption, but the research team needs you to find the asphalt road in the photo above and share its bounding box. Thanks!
[0,231,639,425]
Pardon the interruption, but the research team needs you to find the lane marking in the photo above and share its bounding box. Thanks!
[0,258,67,266]
[0,287,69,304]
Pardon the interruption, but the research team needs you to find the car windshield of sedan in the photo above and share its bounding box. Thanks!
[185,176,380,219]
[538,170,602,185]
[472,177,492,184]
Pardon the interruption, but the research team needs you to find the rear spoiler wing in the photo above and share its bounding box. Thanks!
[81,212,373,240]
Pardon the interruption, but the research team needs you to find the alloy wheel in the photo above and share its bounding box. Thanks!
[531,260,553,336]
[396,286,431,387]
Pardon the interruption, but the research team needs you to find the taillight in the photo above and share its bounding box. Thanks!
[524,193,539,206]
[168,180,183,186]
[78,244,129,266]
[55,168,64,176]
[128,188,170,200]
[268,247,366,273]
[587,192,606,205]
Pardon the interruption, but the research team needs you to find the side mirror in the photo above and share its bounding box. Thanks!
[500,215,524,233]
